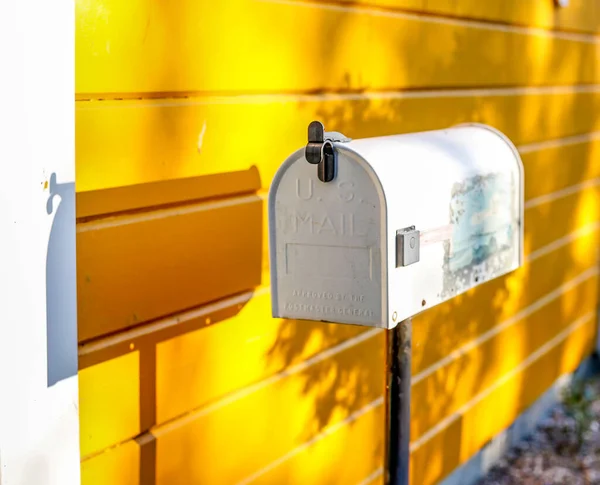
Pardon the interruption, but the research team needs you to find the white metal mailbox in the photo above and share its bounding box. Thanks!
[269,122,524,329]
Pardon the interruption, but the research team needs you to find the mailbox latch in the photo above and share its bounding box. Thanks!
[305,121,351,183]
[397,226,420,267]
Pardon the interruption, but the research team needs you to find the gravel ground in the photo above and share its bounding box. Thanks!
[479,377,600,485]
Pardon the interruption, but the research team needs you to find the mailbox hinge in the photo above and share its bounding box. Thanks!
[305,121,351,183]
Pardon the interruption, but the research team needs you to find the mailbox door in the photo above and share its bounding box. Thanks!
[269,148,388,328]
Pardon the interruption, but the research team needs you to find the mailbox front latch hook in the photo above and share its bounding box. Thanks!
[305,121,351,183]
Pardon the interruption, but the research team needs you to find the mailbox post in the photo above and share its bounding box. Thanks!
[386,317,412,485]
[269,121,524,484]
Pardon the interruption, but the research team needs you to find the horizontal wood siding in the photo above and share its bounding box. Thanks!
[76,89,600,192]
[76,0,600,96]
[76,0,600,483]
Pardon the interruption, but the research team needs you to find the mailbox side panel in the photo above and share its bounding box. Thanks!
[268,148,388,328]
[348,125,523,324]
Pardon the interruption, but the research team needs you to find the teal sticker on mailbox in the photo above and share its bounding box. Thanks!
[442,171,519,298]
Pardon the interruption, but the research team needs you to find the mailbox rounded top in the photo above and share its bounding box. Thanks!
[338,123,523,188]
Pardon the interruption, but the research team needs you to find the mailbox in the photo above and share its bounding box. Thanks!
[269,122,524,329]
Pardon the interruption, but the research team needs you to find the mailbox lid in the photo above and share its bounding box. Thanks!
[345,124,524,324]
[268,146,389,328]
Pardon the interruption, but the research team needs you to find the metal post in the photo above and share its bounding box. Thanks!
[385,318,412,485]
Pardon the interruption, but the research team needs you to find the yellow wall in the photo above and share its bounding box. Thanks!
[76,1,600,484]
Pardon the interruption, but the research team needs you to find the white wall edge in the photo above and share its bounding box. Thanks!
[0,0,80,483]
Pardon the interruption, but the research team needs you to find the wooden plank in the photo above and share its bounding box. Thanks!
[324,0,600,34]
[79,351,139,457]
[80,407,383,485]
[74,157,600,343]
[77,231,597,458]
[75,89,600,192]
[412,228,599,374]
[75,0,600,96]
[78,294,596,485]
[360,470,385,485]
[75,105,600,460]
[410,315,596,485]
[411,275,598,440]
[241,299,598,485]
[76,170,598,343]
[78,292,366,456]
[153,332,385,485]
[242,281,598,484]
[424,0,600,34]
[330,0,424,12]
[240,402,385,485]
[524,184,600,254]
[155,294,366,424]
[504,0,599,34]
[521,134,600,201]
[78,180,598,354]
[150,279,594,485]
[77,194,262,342]
[80,441,140,485]
[77,168,260,220]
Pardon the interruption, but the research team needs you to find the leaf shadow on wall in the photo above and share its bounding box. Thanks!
[262,15,600,482]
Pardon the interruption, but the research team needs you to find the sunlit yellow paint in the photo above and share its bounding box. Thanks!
[79,351,140,457]
[247,403,384,485]
[80,441,140,485]
[78,307,596,485]
[326,0,600,33]
[412,229,599,374]
[76,1,600,484]
[410,317,596,485]
[411,276,598,440]
[154,334,384,484]
[76,195,262,342]
[75,0,600,96]
[522,137,600,200]
[75,91,600,192]
[77,232,598,467]
[77,183,598,343]
[156,293,365,423]
[524,185,600,253]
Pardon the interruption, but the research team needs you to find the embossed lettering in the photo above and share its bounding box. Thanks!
[290,212,369,236]
[284,302,373,318]
[292,289,366,302]
[316,215,336,234]
[338,181,355,202]
[296,178,314,200]
[348,213,367,237]
[292,212,313,233]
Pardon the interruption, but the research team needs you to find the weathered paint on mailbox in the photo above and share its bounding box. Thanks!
[269,124,524,328]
